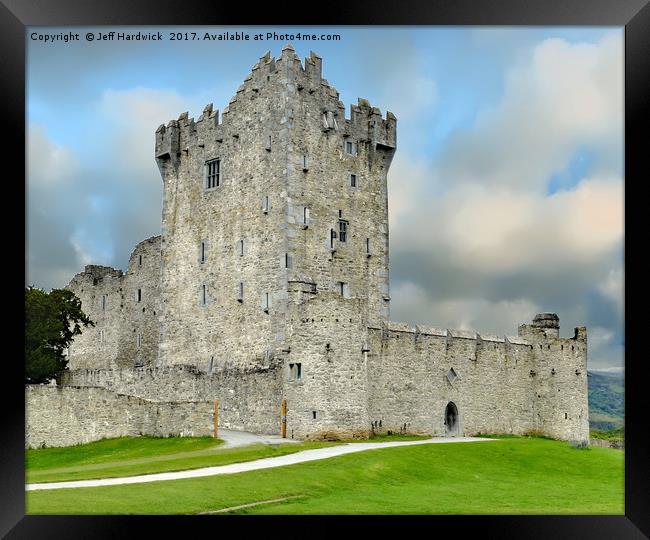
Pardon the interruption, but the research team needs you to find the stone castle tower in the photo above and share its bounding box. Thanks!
[64,46,589,443]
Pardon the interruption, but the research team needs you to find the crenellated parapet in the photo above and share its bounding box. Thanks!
[154,45,396,172]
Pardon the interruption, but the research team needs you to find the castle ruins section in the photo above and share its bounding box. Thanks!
[28,46,589,448]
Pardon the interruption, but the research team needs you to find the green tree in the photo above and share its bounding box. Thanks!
[25,286,94,384]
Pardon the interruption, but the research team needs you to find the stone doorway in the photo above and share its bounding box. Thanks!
[444,401,459,436]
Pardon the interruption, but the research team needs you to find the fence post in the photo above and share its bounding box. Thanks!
[213,399,218,438]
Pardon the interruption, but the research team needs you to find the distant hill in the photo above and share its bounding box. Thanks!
[588,370,624,430]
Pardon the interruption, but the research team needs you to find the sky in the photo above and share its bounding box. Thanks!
[26,26,624,372]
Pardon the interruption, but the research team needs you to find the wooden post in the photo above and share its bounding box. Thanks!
[213,399,218,439]
[281,399,287,438]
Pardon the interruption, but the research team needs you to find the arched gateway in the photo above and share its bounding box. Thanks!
[444,401,459,436]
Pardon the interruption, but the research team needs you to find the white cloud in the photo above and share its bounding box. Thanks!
[27,124,78,188]
[390,281,540,335]
[437,32,622,189]
[96,87,210,172]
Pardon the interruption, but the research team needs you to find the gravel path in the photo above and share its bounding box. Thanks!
[27,436,494,491]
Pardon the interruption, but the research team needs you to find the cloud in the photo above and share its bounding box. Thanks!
[386,32,623,369]
[27,124,78,187]
[436,33,622,190]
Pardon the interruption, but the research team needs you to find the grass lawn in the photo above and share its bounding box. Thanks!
[27,436,340,484]
[26,437,624,515]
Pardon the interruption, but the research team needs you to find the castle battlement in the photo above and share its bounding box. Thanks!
[155,45,395,164]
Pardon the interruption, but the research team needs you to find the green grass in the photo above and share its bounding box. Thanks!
[590,427,624,442]
[26,437,624,515]
[27,437,339,484]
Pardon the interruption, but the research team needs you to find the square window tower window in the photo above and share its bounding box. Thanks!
[205,159,221,189]
[349,173,357,188]
[338,219,348,243]
[345,141,356,156]
[289,363,302,381]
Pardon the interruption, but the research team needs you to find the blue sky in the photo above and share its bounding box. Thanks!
[26,26,624,371]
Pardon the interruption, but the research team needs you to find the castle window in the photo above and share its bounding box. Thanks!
[200,241,207,264]
[136,334,142,349]
[99,329,104,343]
[136,289,142,303]
[266,135,272,151]
[349,173,357,188]
[345,141,357,156]
[285,253,293,269]
[262,292,271,312]
[238,282,244,303]
[138,254,142,266]
[208,356,214,374]
[262,195,269,214]
[289,363,302,381]
[236,239,244,257]
[201,285,207,306]
[101,295,107,310]
[302,154,309,171]
[446,368,458,384]
[205,159,221,189]
[303,207,310,227]
[365,238,371,256]
[312,411,317,420]
[338,219,348,243]
[337,281,349,298]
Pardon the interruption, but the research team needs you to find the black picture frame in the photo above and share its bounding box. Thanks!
[5,0,647,537]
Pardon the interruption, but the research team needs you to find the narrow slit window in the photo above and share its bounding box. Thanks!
[262,292,270,312]
[99,329,104,343]
[302,154,308,170]
[303,206,310,226]
[136,334,142,350]
[138,255,142,266]
[136,289,142,303]
[200,241,206,263]
[262,195,269,214]
[330,228,336,249]
[202,285,207,306]
[101,295,107,310]
[206,159,221,189]
[349,173,357,188]
[365,238,371,256]
[238,282,244,302]
[237,240,244,257]
[337,282,349,298]
[208,356,214,374]
[285,253,292,269]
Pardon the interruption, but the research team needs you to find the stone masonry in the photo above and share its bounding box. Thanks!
[47,45,589,447]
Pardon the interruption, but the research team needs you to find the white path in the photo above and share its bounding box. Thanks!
[27,436,495,491]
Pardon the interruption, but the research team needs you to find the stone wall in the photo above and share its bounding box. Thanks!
[365,320,589,442]
[61,361,284,435]
[65,236,161,370]
[25,384,214,449]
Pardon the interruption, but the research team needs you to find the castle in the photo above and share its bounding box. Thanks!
[34,46,589,445]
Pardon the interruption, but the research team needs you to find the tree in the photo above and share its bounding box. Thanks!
[25,286,94,384]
